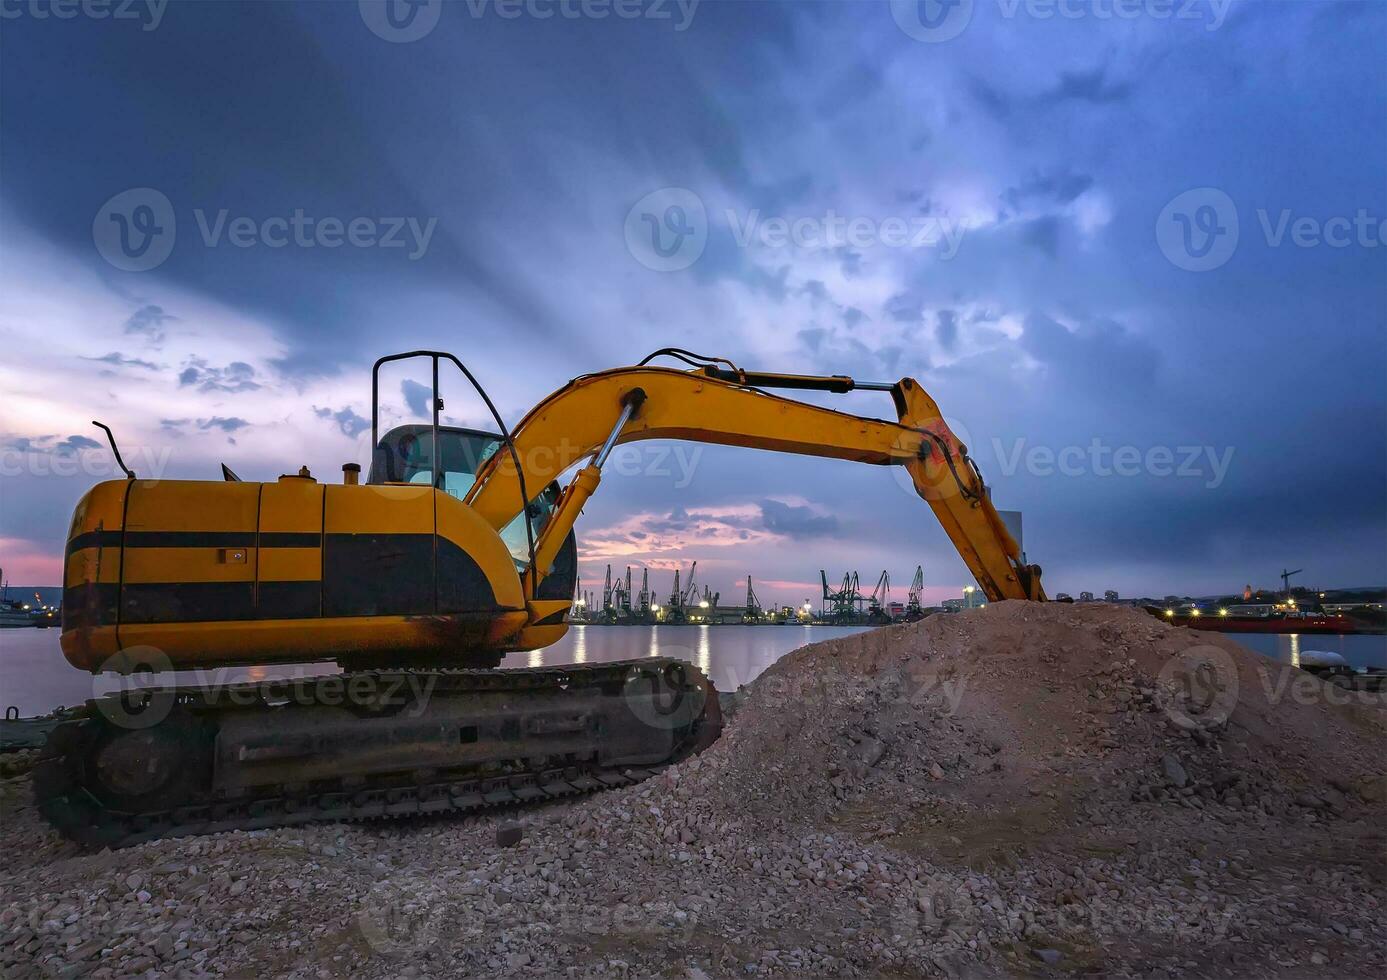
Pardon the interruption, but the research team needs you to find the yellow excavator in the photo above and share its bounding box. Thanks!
[36,349,1045,847]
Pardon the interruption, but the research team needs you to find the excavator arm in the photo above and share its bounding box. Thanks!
[467,360,1045,604]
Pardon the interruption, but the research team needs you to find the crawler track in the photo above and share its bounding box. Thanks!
[33,658,721,850]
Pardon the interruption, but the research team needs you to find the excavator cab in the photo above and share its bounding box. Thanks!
[368,421,571,585]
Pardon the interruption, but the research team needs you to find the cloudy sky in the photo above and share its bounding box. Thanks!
[1,0,1383,606]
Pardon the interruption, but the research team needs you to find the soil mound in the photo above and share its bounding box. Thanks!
[2,603,1383,978]
[693,601,1386,846]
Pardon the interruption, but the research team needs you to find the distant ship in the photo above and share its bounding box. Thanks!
[0,570,37,628]
[0,596,33,628]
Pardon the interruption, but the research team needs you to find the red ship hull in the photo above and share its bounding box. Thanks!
[1178,615,1362,635]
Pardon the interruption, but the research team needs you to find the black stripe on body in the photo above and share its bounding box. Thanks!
[121,582,256,624]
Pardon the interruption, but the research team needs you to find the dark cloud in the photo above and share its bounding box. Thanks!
[968,76,1013,120]
[798,328,827,353]
[179,359,260,394]
[1,434,101,454]
[123,305,176,345]
[1020,314,1160,396]
[88,352,159,370]
[401,379,433,417]
[198,417,250,433]
[885,293,923,323]
[1019,216,1062,258]
[935,310,958,353]
[1048,67,1133,105]
[159,417,250,436]
[314,406,370,438]
[759,499,838,539]
[1002,172,1095,213]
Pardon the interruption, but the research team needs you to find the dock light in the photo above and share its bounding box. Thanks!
[963,585,975,593]
[1219,608,1229,617]
[1190,608,1201,617]
[699,600,709,608]
[1164,609,1174,617]
[575,597,586,606]
[652,604,661,612]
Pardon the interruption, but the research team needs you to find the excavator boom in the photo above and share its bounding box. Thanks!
[468,361,1044,606]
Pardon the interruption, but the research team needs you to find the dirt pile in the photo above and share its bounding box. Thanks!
[1,603,1383,978]
[696,601,1386,841]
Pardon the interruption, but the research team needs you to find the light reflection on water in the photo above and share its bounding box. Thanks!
[1,624,1382,718]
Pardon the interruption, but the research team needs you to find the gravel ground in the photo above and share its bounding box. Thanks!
[2,602,1384,978]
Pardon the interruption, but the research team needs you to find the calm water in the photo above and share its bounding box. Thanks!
[1,624,1382,718]
[0,624,870,717]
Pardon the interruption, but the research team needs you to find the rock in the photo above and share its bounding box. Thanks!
[928,762,945,780]
[1032,948,1063,965]
[1161,754,1188,789]
[855,738,887,768]
[496,823,524,848]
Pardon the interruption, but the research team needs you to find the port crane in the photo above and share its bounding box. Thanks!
[867,570,891,622]
[744,576,762,622]
[821,570,865,622]
[637,568,652,618]
[906,565,925,620]
[41,347,1043,847]
[602,564,615,620]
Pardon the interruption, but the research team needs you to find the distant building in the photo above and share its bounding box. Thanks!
[887,601,905,619]
[1055,592,1073,602]
[1079,591,1094,602]
[1104,590,1119,603]
[942,598,963,612]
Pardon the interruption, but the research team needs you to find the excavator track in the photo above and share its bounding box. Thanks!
[33,658,721,850]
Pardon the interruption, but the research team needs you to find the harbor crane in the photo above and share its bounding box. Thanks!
[906,565,925,619]
[821,570,865,622]
[1281,567,1303,595]
[745,576,762,622]
[666,561,699,622]
[867,570,891,621]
